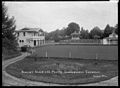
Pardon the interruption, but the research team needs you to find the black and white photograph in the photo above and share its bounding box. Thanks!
[2,0,118,86]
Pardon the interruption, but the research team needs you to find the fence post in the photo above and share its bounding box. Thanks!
[96,53,98,60]
[69,51,71,58]
[45,51,47,57]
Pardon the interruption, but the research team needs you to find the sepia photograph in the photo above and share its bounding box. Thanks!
[2,0,118,86]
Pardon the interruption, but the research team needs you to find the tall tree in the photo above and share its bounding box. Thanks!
[115,24,118,34]
[65,22,80,36]
[89,26,103,39]
[103,24,113,38]
[80,27,90,39]
[2,3,18,50]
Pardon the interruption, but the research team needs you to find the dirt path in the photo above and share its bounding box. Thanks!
[2,53,118,86]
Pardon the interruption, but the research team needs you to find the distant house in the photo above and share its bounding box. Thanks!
[102,31,118,45]
[15,28,45,47]
[71,31,80,40]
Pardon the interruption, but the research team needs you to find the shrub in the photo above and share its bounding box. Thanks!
[21,46,28,52]
[54,38,60,42]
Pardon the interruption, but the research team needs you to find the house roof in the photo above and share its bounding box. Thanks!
[15,28,43,33]
[109,32,118,37]
[104,31,118,41]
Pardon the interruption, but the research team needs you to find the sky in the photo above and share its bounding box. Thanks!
[4,1,118,32]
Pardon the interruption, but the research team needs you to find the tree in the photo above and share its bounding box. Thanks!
[80,27,90,39]
[103,24,113,38]
[114,24,118,34]
[59,28,66,37]
[2,3,18,51]
[45,27,67,41]
[89,26,103,39]
[65,22,80,36]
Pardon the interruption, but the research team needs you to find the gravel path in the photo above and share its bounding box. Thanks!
[2,53,118,86]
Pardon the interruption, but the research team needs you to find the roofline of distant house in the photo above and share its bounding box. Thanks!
[15,27,44,33]
[15,30,39,33]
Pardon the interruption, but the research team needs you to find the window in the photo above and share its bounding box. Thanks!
[18,33,19,36]
[23,32,25,36]
[19,40,24,43]
[34,33,36,36]
[38,34,41,36]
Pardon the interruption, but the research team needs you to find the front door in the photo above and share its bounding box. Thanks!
[34,40,36,46]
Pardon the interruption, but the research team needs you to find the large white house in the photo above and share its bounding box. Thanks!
[16,28,45,47]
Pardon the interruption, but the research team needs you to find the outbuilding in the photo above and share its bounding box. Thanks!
[102,32,118,45]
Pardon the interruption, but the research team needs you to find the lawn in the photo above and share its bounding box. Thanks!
[32,44,118,60]
[6,57,118,85]
[5,44,118,85]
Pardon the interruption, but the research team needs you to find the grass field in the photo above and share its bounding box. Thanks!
[6,57,118,85]
[5,44,118,85]
[32,44,118,60]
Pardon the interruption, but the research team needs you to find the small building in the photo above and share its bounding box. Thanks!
[15,28,45,47]
[102,31,118,45]
[71,31,80,40]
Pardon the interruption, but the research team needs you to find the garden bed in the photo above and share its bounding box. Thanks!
[5,57,118,85]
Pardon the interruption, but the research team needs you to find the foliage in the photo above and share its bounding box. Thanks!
[89,26,103,39]
[54,31,60,42]
[65,22,80,36]
[45,23,117,41]
[2,52,21,60]
[21,46,28,52]
[103,24,113,38]
[2,3,18,51]
[45,29,66,41]
[80,27,90,39]
[114,24,118,34]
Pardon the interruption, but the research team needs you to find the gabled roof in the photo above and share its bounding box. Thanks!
[104,34,118,40]
[16,28,43,33]
[109,32,118,37]
[103,30,118,41]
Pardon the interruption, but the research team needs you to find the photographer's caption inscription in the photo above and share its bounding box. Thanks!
[21,70,107,78]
